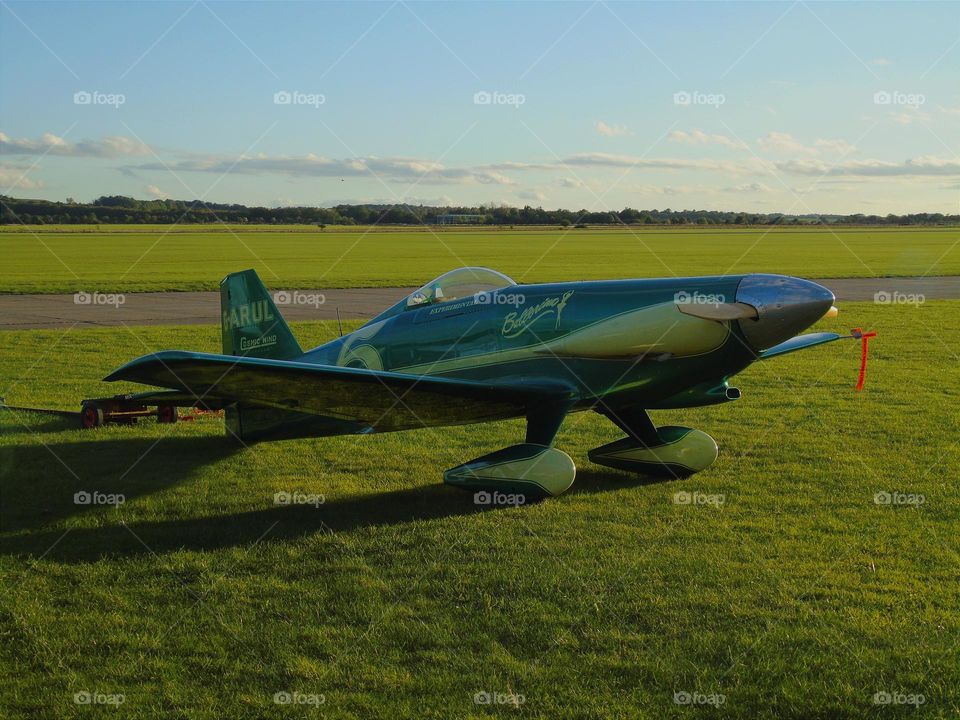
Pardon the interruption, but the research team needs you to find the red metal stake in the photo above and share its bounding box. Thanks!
[851,327,877,391]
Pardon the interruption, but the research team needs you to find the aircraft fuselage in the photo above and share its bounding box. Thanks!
[301,273,833,412]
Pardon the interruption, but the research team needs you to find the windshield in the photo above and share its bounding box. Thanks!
[406,267,516,308]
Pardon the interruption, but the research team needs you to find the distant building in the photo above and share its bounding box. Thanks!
[433,213,486,225]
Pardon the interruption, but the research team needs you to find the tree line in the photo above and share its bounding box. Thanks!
[2,195,957,227]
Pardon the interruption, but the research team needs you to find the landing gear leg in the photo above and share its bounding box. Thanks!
[589,404,718,478]
[444,401,577,499]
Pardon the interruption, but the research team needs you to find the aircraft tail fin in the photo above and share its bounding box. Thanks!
[220,270,302,359]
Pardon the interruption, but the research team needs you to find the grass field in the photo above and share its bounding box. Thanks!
[1,302,958,718]
[2,226,959,293]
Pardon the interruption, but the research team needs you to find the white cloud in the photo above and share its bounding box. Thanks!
[595,121,631,137]
[485,160,555,171]
[0,164,43,190]
[562,152,764,176]
[813,138,858,156]
[777,155,960,177]
[631,184,690,195]
[887,109,930,125]
[871,58,892,66]
[0,132,151,158]
[134,154,516,186]
[757,132,857,158]
[558,177,586,189]
[722,182,773,193]
[758,132,817,156]
[145,184,169,199]
[668,129,746,149]
[517,189,547,202]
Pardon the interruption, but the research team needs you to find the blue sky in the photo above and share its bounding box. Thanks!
[1,1,958,213]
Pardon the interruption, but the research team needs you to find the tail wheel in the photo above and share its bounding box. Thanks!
[80,403,104,429]
[157,405,178,424]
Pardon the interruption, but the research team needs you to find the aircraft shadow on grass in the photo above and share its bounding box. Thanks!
[2,414,80,435]
[0,435,237,533]
[0,434,668,564]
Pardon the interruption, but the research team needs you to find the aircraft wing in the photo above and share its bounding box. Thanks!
[758,332,843,359]
[105,351,573,432]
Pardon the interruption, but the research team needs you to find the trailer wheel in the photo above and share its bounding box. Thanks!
[157,404,178,424]
[80,403,104,429]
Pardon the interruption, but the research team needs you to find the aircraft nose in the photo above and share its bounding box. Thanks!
[735,274,835,351]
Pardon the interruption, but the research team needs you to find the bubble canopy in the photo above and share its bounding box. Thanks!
[406,267,516,308]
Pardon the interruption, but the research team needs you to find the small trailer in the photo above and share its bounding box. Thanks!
[79,395,180,428]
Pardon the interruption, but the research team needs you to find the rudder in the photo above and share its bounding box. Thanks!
[220,270,302,359]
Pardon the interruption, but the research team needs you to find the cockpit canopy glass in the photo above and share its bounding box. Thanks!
[406,267,516,308]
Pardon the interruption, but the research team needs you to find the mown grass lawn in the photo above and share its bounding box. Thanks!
[1,302,958,718]
[2,226,959,293]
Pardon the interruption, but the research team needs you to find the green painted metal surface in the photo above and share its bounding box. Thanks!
[106,267,839,493]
